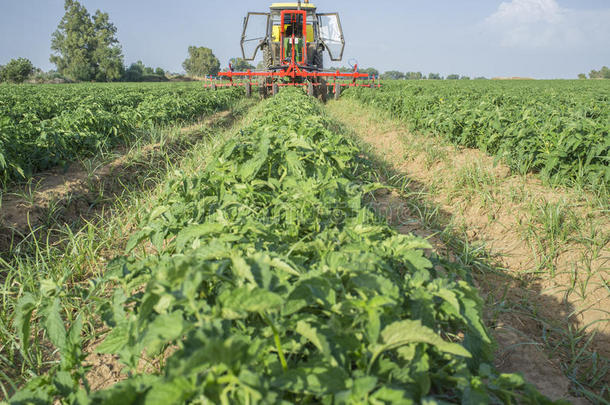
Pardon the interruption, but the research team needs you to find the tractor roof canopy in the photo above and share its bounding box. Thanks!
[270,3,317,10]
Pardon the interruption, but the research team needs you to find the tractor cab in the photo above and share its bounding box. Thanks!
[241,2,345,70]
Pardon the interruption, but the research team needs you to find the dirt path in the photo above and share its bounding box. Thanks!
[0,110,236,253]
[327,99,609,403]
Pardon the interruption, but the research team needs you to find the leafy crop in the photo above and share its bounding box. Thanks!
[345,80,610,189]
[11,89,556,404]
[0,83,242,185]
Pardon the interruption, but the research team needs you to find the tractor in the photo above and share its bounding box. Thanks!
[208,1,378,100]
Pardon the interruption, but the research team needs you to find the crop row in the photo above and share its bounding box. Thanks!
[12,89,551,404]
[345,80,610,189]
[0,83,243,184]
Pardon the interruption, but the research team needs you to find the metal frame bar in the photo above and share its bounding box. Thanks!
[241,12,270,61]
[280,10,308,65]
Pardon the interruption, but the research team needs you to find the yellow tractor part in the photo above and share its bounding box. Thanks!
[270,2,316,9]
[272,24,314,42]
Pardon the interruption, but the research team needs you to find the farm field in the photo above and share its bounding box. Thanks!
[0,83,243,186]
[0,81,608,404]
[346,80,610,190]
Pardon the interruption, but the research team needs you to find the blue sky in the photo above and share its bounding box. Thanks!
[0,0,608,78]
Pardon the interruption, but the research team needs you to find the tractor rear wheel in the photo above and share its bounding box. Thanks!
[313,49,324,70]
[258,78,269,98]
[263,45,273,69]
[317,79,328,102]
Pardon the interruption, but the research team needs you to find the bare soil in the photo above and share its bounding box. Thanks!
[328,99,608,403]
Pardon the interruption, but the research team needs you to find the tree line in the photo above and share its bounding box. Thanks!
[378,71,484,80]
[578,66,610,80]
[0,0,225,84]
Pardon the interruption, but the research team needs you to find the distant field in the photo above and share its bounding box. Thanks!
[0,83,243,185]
[345,80,610,189]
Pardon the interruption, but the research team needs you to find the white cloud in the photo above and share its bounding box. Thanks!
[484,0,610,49]
[488,0,564,25]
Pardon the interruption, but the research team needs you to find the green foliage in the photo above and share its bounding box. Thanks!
[91,10,124,81]
[0,83,243,185]
[123,61,167,82]
[446,74,460,80]
[182,46,220,77]
[0,58,35,84]
[405,72,423,80]
[345,80,610,189]
[589,66,610,79]
[428,73,442,80]
[12,89,554,404]
[578,73,587,80]
[29,70,71,84]
[50,0,124,82]
[123,61,145,81]
[230,57,256,71]
[361,67,379,78]
[329,66,355,73]
[381,71,405,80]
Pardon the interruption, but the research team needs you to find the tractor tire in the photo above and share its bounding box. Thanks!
[313,49,324,70]
[263,46,273,69]
[317,78,328,102]
[258,78,268,99]
[272,83,279,96]
[334,83,341,100]
[245,82,252,98]
[307,81,315,97]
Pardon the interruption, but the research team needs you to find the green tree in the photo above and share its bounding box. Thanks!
[91,10,124,81]
[446,74,460,80]
[380,71,405,80]
[0,58,35,83]
[428,73,442,80]
[362,68,379,78]
[123,61,145,81]
[122,62,166,81]
[230,57,255,71]
[405,72,423,80]
[577,73,587,80]
[589,66,610,79]
[460,76,470,80]
[330,66,354,73]
[50,0,123,81]
[183,46,220,77]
